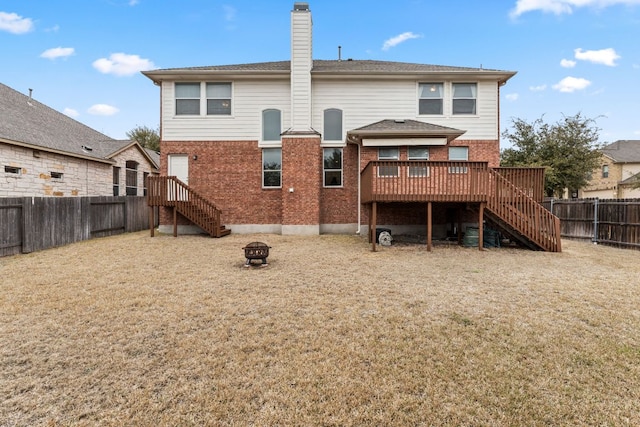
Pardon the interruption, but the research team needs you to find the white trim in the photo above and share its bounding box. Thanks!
[363,137,446,147]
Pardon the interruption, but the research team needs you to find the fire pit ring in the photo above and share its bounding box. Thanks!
[242,242,271,267]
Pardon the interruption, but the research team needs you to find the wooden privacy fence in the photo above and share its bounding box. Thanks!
[544,198,640,249]
[0,196,154,257]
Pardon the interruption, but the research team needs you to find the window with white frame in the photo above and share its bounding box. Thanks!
[206,82,232,115]
[378,147,399,177]
[323,108,343,141]
[323,148,342,187]
[262,109,282,141]
[126,161,138,196]
[175,83,201,115]
[50,171,64,181]
[408,146,429,177]
[4,165,21,175]
[143,172,149,196]
[452,83,477,115]
[448,146,469,173]
[263,148,282,188]
[602,164,609,178]
[418,83,444,115]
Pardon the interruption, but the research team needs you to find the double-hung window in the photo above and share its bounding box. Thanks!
[378,147,399,177]
[452,83,477,115]
[125,161,138,196]
[418,83,444,115]
[262,109,282,142]
[323,108,343,141]
[323,148,342,187]
[448,146,469,173]
[408,146,429,177]
[175,83,201,115]
[206,83,232,115]
[113,166,121,196]
[262,148,282,188]
[602,165,609,178]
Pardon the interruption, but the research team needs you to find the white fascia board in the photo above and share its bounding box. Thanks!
[362,137,447,147]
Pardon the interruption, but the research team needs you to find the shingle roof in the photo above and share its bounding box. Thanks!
[142,59,516,82]
[601,140,640,163]
[0,82,126,161]
[347,119,466,143]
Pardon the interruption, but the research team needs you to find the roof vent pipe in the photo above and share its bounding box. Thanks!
[28,88,33,99]
[338,46,342,61]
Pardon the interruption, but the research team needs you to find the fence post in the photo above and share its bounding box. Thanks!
[593,198,599,243]
[21,197,33,254]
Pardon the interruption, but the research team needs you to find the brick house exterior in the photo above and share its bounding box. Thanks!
[580,140,640,199]
[144,2,521,240]
[1,82,159,198]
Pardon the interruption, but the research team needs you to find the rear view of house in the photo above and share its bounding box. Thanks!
[581,140,640,199]
[144,2,560,251]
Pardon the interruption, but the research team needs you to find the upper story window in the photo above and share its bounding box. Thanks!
[126,161,138,196]
[175,83,201,115]
[323,148,342,187]
[378,147,399,177]
[263,148,282,188]
[323,108,343,141]
[4,165,21,175]
[418,83,444,115]
[602,165,609,178]
[206,83,232,115]
[408,146,429,177]
[452,83,477,115]
[262,109,282,141]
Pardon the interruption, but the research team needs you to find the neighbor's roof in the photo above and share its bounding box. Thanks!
[347,119,466,143]
[601,140,640,163]
[0,82,127,163]
[143,60,516,83]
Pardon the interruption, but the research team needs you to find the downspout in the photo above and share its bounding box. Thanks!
[356,142,361,234]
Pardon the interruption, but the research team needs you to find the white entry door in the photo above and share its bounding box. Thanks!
[168,154,189,184]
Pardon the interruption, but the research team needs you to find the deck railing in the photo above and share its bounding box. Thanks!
[361,161,490,203]
[147,175,225,237]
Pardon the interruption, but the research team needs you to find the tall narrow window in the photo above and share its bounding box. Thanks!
[262,109,282,141]
[143,172,149,196]
[113,166,121,196]
[452,83,477,115]
[323,148,342,187]
[126,161,138,196]
[175,83,201,115]
[419,83,444,115]
[323,108,343,141]
[206,82,232,115]
[378,147,399,177]
[602,165,609,178]
[448,146,469,173]
[408,146,429,177]
[262,148,282,188]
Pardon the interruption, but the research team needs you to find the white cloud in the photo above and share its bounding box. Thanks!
[92,53,155,76]
[506,93,520,101]
[63,108,79,118]
[510,0,640,18]
[129,0,139,5]
[552,76,592,92]
[40,47,75,60]
[88,104,120,116]
[223,5,236,21]
[529,84,547,91]
[560,58,576,68]
[0,11,34,34]
[382,32,422,51]
[574,47,620,66]
[44,24,60,33]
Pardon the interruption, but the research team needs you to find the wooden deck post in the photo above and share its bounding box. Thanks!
[149,206,154,237]
[478,202,485,251]
[173,206,178,237]
[371,202,377,252]
[426,202,432,252]
[457,208,463,245]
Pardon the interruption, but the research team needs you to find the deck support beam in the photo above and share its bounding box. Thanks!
[149,206,155,237]
[173,206,178,237]
[426,202,432,252]
[478,202,485,251]
[370,202,377,252]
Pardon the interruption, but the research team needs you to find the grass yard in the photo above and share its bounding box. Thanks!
[1,231,639,426]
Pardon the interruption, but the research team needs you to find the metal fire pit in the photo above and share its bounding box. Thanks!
[243,242,271,267]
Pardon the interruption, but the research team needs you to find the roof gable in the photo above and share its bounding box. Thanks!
[602,140,640,163]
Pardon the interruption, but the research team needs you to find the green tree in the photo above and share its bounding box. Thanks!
[501,113,602,198]
[127,125,160,151]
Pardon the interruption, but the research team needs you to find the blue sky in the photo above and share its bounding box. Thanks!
[1,0,639,149]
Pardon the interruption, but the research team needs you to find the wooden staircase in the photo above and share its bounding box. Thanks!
[147,176,231,238]
[485,169,561,252]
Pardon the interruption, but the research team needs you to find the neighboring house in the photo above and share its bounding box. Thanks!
[0,82,159,198]
[580,140,640,199]
[143,2,560,251]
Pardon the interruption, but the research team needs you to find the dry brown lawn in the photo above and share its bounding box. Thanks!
[1,231,639,426]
